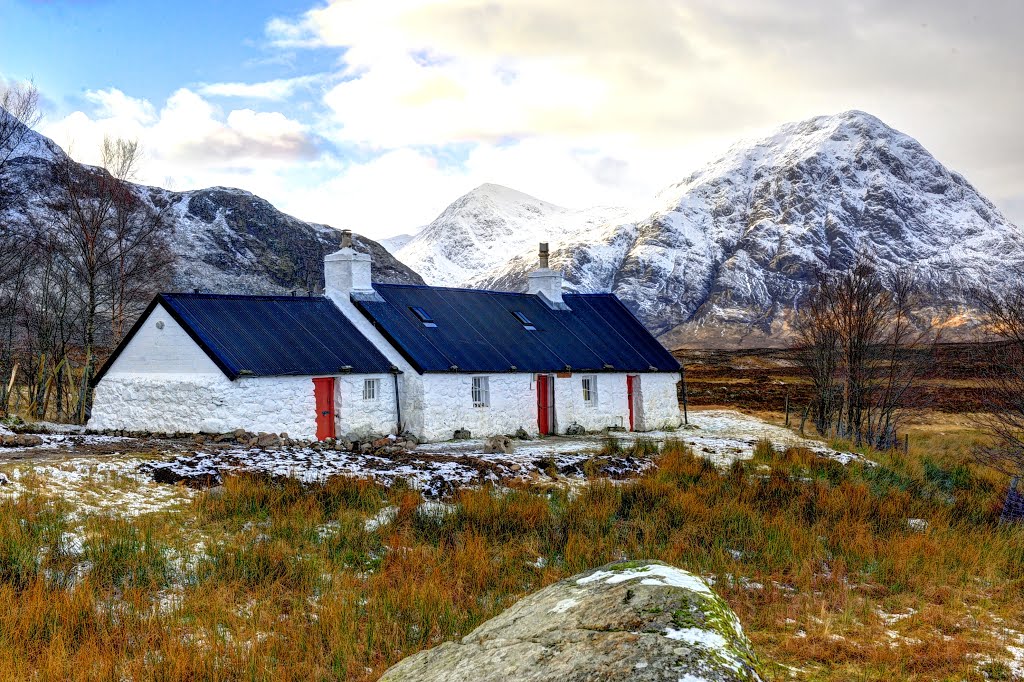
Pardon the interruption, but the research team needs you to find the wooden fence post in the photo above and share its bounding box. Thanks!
[2,363,17,416]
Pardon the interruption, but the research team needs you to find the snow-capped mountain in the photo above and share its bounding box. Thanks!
[0,109,423,295]
[396,183,630,285]
[399,111,1024,347]
[379,232,416,255]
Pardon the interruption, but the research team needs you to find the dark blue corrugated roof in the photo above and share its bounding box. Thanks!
[354,284,680,374]
[96,293,396,382]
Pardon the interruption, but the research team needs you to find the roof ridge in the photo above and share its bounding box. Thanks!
[373,282,539,297]
[161,292,325,302]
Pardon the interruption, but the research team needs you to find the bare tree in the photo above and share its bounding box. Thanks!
[0,81,41,414]
[793,277,841,435]
[48,136,175,421]
[792,257,936,448]
[975,283,1024,476]
[0,81,41,170]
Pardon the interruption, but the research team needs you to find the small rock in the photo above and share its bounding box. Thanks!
[453,428,471,440]
[514,427,531,440]
[256,432,282,448]
[564,422,586,436]
[360,442,373,454]
[484,435,515,454]
[372,437,391,449]
[151,465,222,489]
[233,428,247,441]
[213,432,234,443]
[0,434,43,448]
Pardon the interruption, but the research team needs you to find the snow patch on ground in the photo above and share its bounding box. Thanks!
[680,410,866,466]
[0,457,193,517]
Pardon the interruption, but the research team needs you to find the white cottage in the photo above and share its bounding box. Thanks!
[88,293,400,441]
[90,233,684,442]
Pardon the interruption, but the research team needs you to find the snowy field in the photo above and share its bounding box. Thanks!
[0,409,861,501]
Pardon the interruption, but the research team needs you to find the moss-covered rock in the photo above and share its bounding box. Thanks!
[379,559,764,681]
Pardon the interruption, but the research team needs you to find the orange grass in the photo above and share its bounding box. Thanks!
[0,427,1021,680]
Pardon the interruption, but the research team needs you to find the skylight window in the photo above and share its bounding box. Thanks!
[512,311,536,331]
[410,306,437,327]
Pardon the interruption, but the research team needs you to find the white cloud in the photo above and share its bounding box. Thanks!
[263,0,1024,226]
[42,88,319,173]
[198,75,323,100]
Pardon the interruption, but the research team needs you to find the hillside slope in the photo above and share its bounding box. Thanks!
[0,110,423,296]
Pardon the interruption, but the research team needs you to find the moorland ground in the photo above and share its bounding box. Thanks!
[0,345,1022,681]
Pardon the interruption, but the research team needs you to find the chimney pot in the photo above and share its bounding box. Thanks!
[528,241,565,308]
[340,229,353,249]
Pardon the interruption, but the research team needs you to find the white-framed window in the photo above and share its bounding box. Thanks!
[581,375,598,407]
[471,376,490,408]
[363,378,380,401]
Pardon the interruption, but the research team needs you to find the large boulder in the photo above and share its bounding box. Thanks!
[379,560,763,681]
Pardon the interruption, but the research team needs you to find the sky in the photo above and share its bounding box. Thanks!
[1,0,1022,239]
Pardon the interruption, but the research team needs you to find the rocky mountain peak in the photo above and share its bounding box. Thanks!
[395,110,1024,348]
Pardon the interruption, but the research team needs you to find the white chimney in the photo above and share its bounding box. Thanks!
[325,229,373,298]
[527,242,567,308]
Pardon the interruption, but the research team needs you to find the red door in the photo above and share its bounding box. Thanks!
[537,374,551,435]
[626,375,635,431]
[313,377,336,440]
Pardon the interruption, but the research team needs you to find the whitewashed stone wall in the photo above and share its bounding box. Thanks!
[552,373,630,432]
[551,372,682,433]
[336,374,398,438]
[90,373,320,439]
[416,371,682,441]
[420,373,537,442]
[100,303,222,375]
[634,372,684,431]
